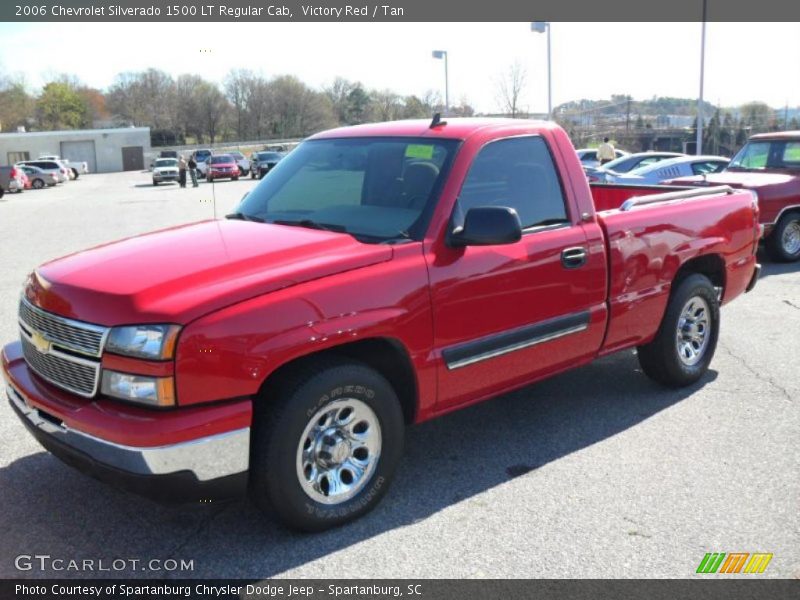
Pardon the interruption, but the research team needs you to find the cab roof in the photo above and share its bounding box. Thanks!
[309,117,554,141]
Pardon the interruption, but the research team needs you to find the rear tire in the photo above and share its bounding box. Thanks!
[250,358,404,532]
[637,274,719,387]
[71,168,79,179]
[765,212,800,262]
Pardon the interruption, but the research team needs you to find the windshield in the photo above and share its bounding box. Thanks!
[154,159,178,168]
[599,155,633,172]
[234,137,459,243]
[210,155,234,164]
[229,152,243,159]
[628,157,683,176]
[728,140,800,171]
[257,152,281,161]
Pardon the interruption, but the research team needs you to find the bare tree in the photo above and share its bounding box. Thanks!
[224,69,254,139]
[496,62,528,118]
[369,89,402,121]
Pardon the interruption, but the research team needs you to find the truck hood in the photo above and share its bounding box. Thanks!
[26,220,393,325]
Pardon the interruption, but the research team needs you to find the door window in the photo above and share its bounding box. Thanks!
[458,136,569,229]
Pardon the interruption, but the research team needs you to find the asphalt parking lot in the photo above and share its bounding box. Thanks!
[0,171,797,579]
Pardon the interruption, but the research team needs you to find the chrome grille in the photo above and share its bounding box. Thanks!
[17,298,108,397]
[20,335,100,397]
[18,298,107,357]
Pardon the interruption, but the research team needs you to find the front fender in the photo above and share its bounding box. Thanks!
[173,245,436,413]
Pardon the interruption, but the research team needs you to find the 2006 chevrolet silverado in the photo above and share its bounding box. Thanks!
[2,118,761,531]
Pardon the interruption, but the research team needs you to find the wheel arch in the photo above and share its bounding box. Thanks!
[256,337,419,424]
[673,253,726,298]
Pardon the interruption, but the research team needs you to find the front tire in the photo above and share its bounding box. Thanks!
[766,212,800,262]
[32,179,44,189]
[637,274,719,387]
[250,359,404,531]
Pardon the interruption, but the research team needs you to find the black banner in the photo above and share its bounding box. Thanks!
[4,0,800,22]
[2,580,799,600]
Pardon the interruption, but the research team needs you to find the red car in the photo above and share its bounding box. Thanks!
[2,118,760,531]
[206,154,240,182]
[667,131,800,262]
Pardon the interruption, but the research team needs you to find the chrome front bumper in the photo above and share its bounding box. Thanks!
[6,383,250,501]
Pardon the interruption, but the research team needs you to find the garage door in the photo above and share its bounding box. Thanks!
[121,146,144,171]
[60,140,97,173]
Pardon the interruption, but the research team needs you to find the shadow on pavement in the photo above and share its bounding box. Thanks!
[0,350,714,578]
[756,252,800,280]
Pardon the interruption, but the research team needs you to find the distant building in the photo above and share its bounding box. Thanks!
[0,127,151,173]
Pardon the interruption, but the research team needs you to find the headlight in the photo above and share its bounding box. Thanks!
[101,371,176,407]
[105,324,181,360]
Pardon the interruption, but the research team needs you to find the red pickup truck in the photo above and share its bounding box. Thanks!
[2,118,760,531]
[667,130,800,262]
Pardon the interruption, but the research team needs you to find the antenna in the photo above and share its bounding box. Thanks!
[430,112,447,128]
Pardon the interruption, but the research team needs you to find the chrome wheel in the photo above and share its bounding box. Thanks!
[675,296,711,366]
[296,399,382,505]
[781,220,800,256]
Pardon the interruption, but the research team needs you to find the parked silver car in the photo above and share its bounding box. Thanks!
[585,152,685,182]
[17,160,68,183]
[605,155,730,185]
[19,165,58,189]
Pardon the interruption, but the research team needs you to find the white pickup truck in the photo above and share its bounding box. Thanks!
[39,155,89,179]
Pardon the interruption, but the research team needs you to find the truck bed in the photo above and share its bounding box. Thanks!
[588,183,761,355]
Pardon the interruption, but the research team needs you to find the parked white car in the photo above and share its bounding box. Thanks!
[606,155,730,185]
[151,158,180,185]
[576,147,628,169]
[39,155,89,179]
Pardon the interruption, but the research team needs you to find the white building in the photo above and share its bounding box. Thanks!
[0,127,151,173]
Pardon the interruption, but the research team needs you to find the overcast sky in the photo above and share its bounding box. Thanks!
[1,21,798,113]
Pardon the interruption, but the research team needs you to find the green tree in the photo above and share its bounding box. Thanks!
[0,77,34,132]
[36,82,90,130]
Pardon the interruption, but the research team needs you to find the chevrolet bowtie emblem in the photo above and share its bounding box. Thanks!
[30,331,51,354]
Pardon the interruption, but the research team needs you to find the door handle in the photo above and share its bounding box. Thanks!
[561,247,588,269]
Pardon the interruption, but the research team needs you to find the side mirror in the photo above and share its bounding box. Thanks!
[449,206,522,247]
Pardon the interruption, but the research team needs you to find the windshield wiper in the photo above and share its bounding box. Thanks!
[272,219,348,233]
[226,212,265,223]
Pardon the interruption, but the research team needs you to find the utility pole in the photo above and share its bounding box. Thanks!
[626,98,631,132]
[696,0,707,155]
[531,22,552,119]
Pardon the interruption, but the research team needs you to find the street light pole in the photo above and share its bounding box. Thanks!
[696,0,707,155]
[432,50,449,113]
[531,22,552,120]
